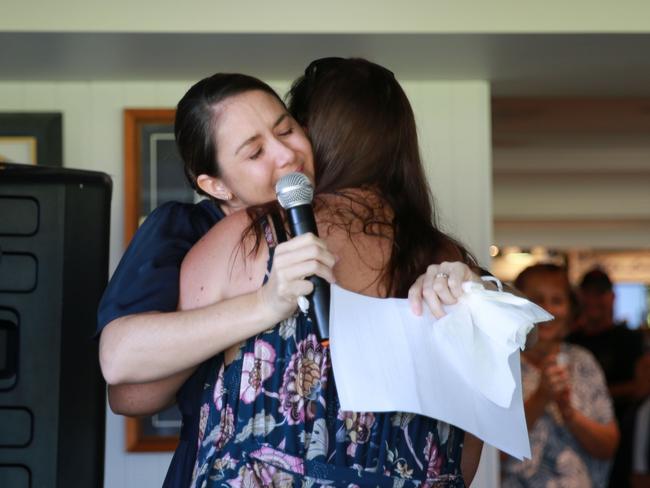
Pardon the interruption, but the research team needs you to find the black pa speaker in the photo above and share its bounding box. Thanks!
[0,163,112,487]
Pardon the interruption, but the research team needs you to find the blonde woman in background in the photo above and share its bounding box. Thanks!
[502,264,619,488]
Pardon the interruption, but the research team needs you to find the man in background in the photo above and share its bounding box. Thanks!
[568,268,645,421]
[568,268,648,488]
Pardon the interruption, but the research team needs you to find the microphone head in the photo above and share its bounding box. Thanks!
[275,172,314,209]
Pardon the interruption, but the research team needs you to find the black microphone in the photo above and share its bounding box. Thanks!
[275,172,330,344]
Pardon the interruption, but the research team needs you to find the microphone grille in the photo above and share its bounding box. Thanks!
[275,172,314,209]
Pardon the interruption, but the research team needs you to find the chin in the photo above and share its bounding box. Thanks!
[538,325,564,342]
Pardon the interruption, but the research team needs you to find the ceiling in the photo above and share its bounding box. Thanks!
[2,32,650,96]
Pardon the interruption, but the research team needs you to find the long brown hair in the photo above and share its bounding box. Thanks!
[288,58,477,296]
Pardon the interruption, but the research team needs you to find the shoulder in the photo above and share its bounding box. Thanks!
[567,344,608,381]
[567,344,598,365]
[567,343,605,368]
[188,208,255,262]
[179,208,267,309]
[125,200,224,266]
[153,199,223,224]
[133,200,223,246]
[97,201,222,330]
[314,189,392,295]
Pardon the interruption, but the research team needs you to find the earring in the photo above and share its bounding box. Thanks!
[216,185,232,201]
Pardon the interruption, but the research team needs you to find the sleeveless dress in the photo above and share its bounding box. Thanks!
[190,230,466,488]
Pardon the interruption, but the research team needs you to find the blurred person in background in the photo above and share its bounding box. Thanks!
[502,264,619,488]
[568,268,645,422]
[609,335,650,488]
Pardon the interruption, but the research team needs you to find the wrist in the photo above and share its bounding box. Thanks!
[560,404,576,424]
[254,285,295,326]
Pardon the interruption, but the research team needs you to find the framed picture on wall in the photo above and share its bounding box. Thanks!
[123,109,195,247]
[125,404,182,452]
[0,113,62,166]
[123,108,195,451]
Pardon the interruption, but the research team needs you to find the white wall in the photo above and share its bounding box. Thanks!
[3,0,650,32]
[0,78,493,487]
[405,81,492,265]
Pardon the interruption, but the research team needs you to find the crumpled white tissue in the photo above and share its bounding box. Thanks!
[329,282,553,460]
[441,281,552,408]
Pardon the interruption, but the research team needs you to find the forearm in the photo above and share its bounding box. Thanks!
[461,433,483,486]
[609,380,642,401]
[564,412,619,459]
[524,389,549,430]
[100,289,275,384]
[108,367,195,416]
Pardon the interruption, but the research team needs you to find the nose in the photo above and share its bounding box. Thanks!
[270,138,297,168]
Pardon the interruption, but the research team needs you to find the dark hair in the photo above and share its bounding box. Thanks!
[285,58,477,296]
[175,73,283,199]
[579,267,613,294]
[514,263,571,294]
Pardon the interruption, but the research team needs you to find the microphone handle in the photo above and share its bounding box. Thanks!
[286,205,330,342]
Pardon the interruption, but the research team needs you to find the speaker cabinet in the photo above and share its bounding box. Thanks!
[0,163,112,487]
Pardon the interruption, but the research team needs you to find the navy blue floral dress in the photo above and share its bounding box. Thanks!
[191,245,466,488]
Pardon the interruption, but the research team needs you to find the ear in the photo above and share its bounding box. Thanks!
[196,174,232,201]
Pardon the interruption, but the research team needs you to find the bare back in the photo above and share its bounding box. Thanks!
[180,189,393,363]
[313,189,392,298]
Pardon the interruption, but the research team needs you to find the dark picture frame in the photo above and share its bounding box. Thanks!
[0,113,62,166]
[123,108,195,247]
[123,108,193,451]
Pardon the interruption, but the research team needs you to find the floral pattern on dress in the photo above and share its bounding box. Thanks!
[190,246,466,487]
[280,336,328,425]
[211,363,226,412]
[338,411,376,458]
[240,340,276,404]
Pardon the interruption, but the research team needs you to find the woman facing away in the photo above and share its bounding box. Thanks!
[501,264,619,488]
[179,58,487,487]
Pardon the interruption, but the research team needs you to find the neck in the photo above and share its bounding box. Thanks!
[219,202,239,216]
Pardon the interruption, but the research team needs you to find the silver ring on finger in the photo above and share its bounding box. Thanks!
[435,272,449,279]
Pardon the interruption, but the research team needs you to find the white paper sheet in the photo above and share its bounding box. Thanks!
[329,282,553,460]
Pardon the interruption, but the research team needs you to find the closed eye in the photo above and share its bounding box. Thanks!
[249,147,263,160]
